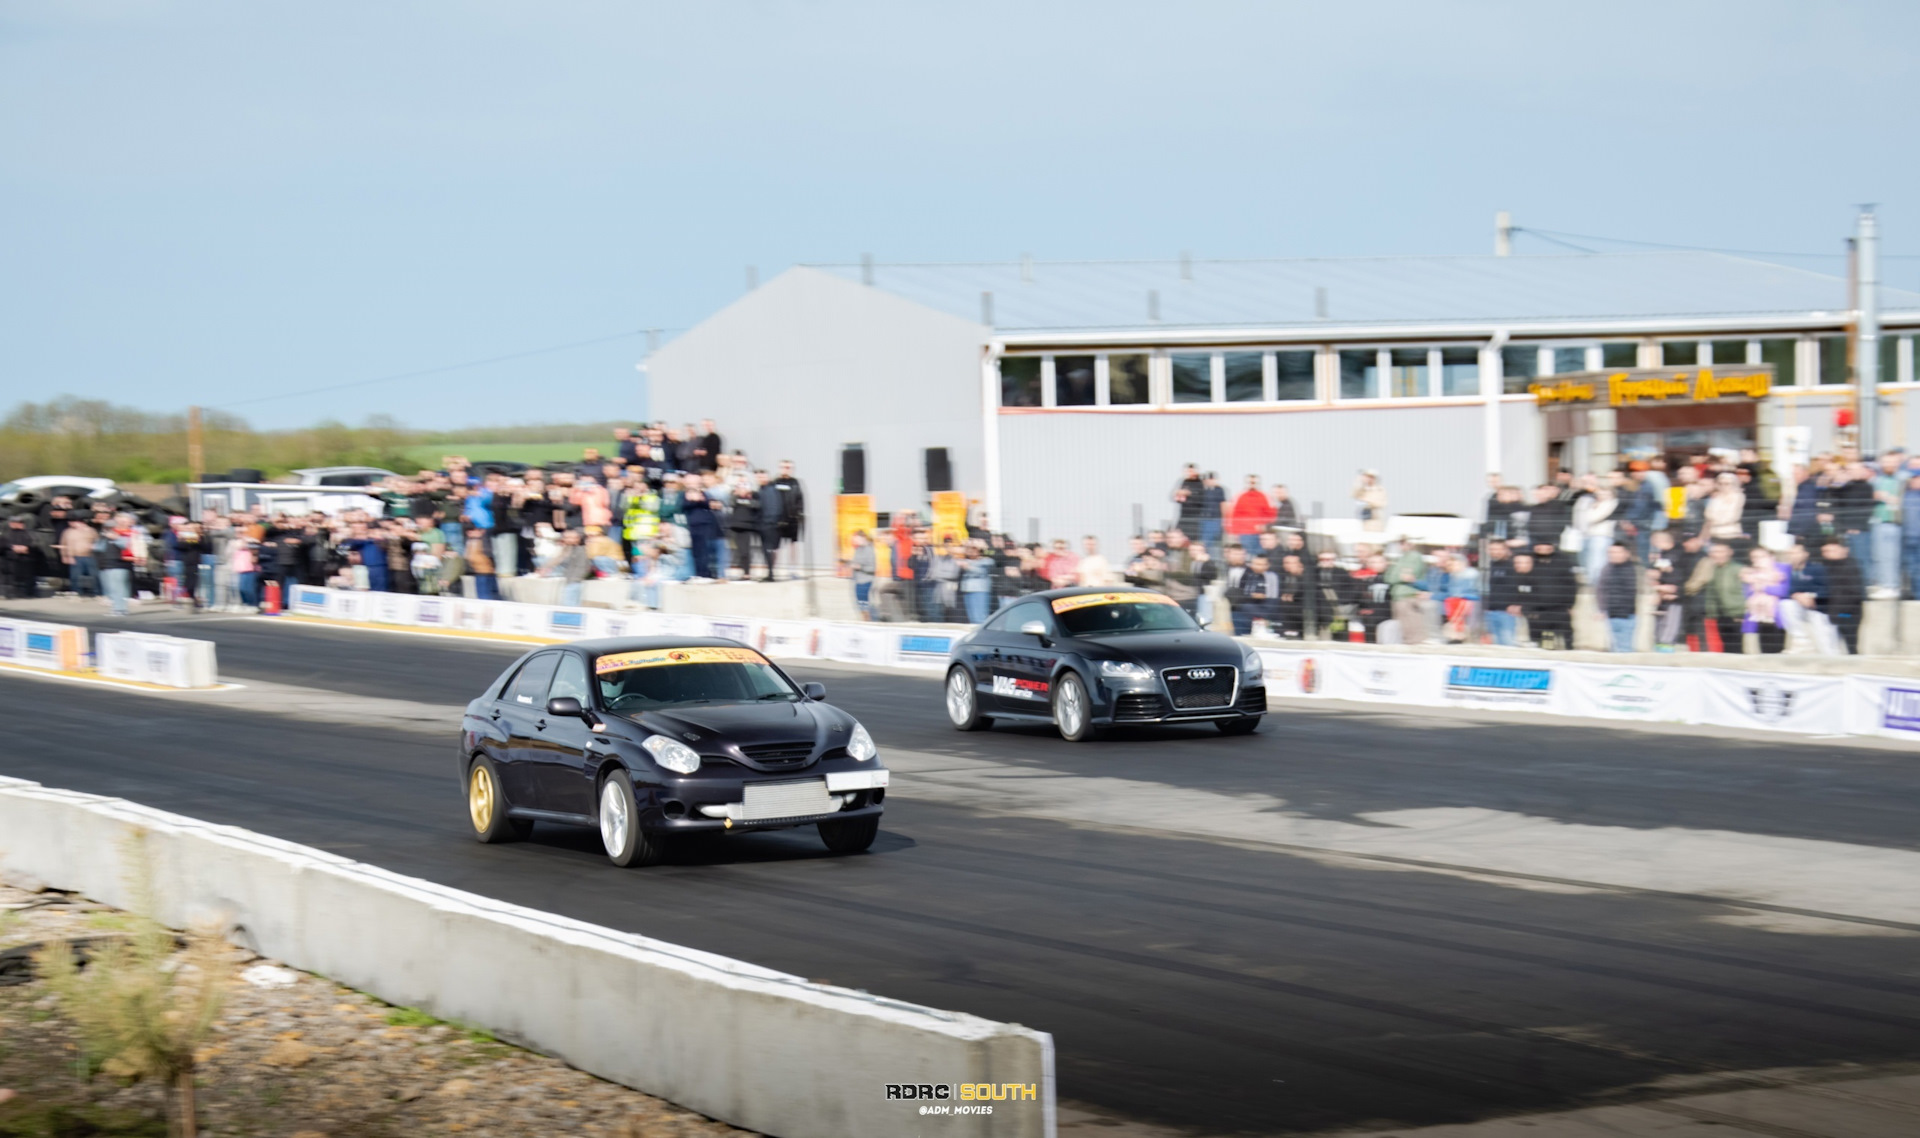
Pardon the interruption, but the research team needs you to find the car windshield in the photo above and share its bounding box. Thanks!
[594,646,799,711]
[1051,593,1198,636]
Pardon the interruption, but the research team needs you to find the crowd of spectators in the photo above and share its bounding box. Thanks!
[844,447,1910,656]
[1,418,809,614]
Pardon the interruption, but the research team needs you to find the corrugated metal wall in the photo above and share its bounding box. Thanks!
[998,404,1487,552]
[1500,401,1546,488]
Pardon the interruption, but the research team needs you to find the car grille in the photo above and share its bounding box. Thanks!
[1163,666,1236,709]
[1113,692,1168,721]
[1236,685,1268,714]
[740,779,835,821]
[739,742,815,769]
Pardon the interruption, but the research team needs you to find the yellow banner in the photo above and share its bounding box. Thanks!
[930,490,969,545]
[835,493,877,562]
[595,646,769,674]
[1049,591,1180,614]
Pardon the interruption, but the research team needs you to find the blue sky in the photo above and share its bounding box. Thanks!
[4,1,1917,429]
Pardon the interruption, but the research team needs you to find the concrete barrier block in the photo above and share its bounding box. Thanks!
[0,781,1055,1138]
[1861,598,1903,656]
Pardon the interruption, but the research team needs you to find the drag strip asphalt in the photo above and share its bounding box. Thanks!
[3,606,1919,1135]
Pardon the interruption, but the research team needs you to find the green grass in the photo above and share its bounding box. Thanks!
[397,441,606,470]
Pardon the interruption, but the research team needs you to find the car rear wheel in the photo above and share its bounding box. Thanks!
[598,770,664,867]
[1053,672,1097,742]
[467,756,532,843]
[1217,716,1262,735]
[818,813,880,853]
[946,666,993,731]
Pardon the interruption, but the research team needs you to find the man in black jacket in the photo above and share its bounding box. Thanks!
[1820,538,1865,654]
[1528,542,1579,649]
[1524,483,1573,551]
[764,460,806,579]
[1232,554,1281,636]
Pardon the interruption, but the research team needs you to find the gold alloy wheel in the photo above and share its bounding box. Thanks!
[469,764,496,832]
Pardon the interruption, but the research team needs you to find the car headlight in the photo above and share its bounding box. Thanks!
[1098,660,1154,681]
[641,734,701,774]
[1241,651,1264,681]
[847,722,877,762]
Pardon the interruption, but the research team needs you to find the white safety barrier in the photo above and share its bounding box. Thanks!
[285,584,966,671]
[0,616,87,672]
[1255,646,1920,741]
[0,776,1055,1138]
[94,631,220,688]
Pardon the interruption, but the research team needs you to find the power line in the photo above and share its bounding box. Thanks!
[1515,225,1920,260]
[213,327,668,409]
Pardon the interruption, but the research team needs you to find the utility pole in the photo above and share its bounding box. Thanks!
[1857,206,1881,456]
[187,406,205,482]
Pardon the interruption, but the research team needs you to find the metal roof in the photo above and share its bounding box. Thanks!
[804,252,1920,340]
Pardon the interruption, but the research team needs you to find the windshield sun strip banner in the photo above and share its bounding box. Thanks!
[1049,591,1181,614]
[594,646,770,674]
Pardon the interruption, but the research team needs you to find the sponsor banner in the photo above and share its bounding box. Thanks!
[1558,663,1700,723]
[369,592,418,626]
[454,599,497,632]
[413,596,454,627]
[1439,660,1557,711]
[97,633,141,680]
[0,622,17,660]
[1049,591,1179,614]
[1843,675,1920,740]
[892,632,956,670]
[756,621,823,659]
[705,618,752,644]
[493,601,543,638]
[1256,650,1326,697]
[1698,669,1846,735]
[7,621,85,671]
[331,591,369,624]
[1317,652,1445,706]
[587,611,633,640]
[92,632,211,688]
[546,608,591,639]
[291,586,330,616]
[654,614,714,639]
[821,622,893,667]
[596,646,769,674]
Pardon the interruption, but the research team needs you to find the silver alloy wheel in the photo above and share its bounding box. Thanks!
[1056,677,1084,737]
[599,779,629,856]
[947,669,973,725]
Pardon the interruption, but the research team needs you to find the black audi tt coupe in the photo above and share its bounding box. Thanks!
[943,588,1267,741]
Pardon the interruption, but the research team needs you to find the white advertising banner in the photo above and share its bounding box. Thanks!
[1256,650,1330,699]
[891,630,958,670]
[330,590,369,624]
[93,632,217,688]
[1433,658,1560,712]
[1318,652,1445,707]
[290,585,331,617]
[820,623,893,667]
[756,621,823,659]
[544,608,592,639]
[653,614,714,640]
[1557,663,1703,724]
[413,595,458,629]
[702,616,755,645]
[368,592,417,627]
[1698,669,1847,735]
[1844,675,1920,741]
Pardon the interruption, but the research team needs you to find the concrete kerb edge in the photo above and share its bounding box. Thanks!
[0,777,1055,1138]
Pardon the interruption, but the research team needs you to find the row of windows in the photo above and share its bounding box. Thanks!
[999,334,1919,408]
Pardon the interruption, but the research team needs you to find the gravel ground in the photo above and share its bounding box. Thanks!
[0,885,757,1138]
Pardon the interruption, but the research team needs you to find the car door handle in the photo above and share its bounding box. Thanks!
[535,719,548,731]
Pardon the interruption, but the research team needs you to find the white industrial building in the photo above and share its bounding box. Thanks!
[649,251,1920,553]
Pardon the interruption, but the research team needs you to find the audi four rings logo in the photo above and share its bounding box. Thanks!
[1187,668,1215,680]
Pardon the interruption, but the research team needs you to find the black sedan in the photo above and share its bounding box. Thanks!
[944,588,1266,741]
[460,637,888,866]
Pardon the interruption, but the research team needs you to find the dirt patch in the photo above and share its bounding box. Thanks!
[0,885,755,1138]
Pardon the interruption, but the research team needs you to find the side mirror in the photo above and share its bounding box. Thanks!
[802,682,827,701]
[545,696,584,718]
[1019,620,1049,639]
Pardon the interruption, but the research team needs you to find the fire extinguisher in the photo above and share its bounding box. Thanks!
[263,578,282,615]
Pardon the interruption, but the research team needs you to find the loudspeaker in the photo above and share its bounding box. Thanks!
[924,447,953,494]
[840,446,866,495]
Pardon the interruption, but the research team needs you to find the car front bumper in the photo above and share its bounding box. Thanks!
[637,763,888,832]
